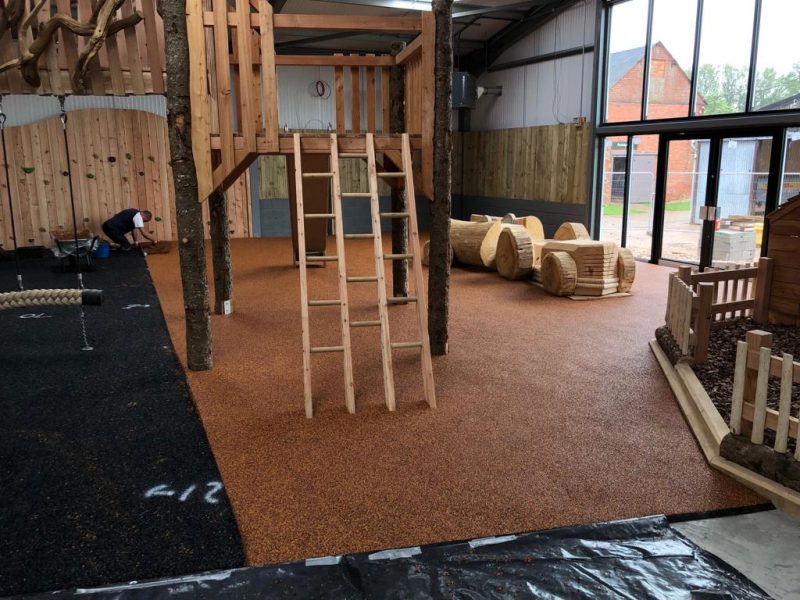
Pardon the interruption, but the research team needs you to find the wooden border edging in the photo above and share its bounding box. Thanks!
[649,339,800,519]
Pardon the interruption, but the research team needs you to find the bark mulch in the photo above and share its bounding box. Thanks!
[692,317,800,454]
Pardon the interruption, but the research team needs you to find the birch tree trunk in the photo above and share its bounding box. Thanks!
[160,0,212,370]
[389,41,408,298]
[428,0,453,356]
[209,189,232,315]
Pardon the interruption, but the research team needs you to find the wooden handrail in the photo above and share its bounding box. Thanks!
[202,12,422,32]
[690,267,759,283]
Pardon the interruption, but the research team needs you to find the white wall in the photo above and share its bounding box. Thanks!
[276,65,386,131]
[470,0,597,131]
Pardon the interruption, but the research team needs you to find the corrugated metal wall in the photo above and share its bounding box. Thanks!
[0,95,166,127]
[470,0,596,131]
[275,65,386,131]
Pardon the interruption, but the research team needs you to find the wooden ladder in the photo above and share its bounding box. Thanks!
[293,132,436,417]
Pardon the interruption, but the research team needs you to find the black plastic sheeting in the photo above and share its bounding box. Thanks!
[12,515,771,599]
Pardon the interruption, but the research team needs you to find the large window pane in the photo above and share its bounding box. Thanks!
[599,136,628,247]
[694,0,755,116]
[780,128,800,204]
[753,0,800,111]
[605,0,648,123]
[645,0,696,120]
[626,135,659,260]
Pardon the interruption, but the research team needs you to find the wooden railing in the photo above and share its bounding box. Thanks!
[665,263,768,362]
[665,273,695,356]
[730,330,799,458]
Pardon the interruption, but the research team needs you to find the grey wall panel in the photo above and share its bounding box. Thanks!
[457,196,588,238]
[257,196,431,238]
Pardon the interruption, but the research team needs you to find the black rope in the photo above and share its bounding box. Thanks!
[59,96,83,289]
[0,96,23,290]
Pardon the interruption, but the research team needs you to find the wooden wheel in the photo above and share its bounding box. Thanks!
[541,251,577,296]
[617,247,636,293]
[496,225,533,280]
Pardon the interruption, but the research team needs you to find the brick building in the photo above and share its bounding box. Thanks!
[604,42,705,204]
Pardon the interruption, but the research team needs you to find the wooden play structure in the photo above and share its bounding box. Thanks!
[756,195,800,326]
[185,1,438,413]
[185,0,434,202]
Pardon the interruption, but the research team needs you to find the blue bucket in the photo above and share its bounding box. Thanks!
[94,241,111,259]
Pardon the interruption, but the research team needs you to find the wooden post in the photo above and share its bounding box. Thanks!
[753,256,774,324]
[209,189,232,315]
[742,329,773,436]
[162,0,212,369]
[693,282,714,363]
[677,265,693,286]
[389,41,408,299]
[428,0,453,356]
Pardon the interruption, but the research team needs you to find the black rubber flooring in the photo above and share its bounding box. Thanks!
[0,251,244,597]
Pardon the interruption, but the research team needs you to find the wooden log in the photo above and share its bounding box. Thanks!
[553,221,590,241]
[496,225,533,281]
[478,220,506,270]
[541,251,577,296]
[616,247,636,293]
[449,218,496,267]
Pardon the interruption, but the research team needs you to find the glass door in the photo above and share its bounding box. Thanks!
[712,136,772,267]
[660,138,710,264]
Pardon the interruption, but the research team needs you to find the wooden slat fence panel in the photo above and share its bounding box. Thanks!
[452,124,591,205]
[0,108,251,249]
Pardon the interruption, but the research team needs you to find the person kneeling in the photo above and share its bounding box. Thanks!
[102,208,157,251]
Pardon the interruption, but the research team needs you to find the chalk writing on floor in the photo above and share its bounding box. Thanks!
[122,303,151,310]
[19,313,52,319]
[144,481,224,505]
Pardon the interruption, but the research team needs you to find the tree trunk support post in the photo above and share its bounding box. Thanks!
[428,0,453,356]
[389,41,408,299]
[162,0,213,370]
[209,189,233,315]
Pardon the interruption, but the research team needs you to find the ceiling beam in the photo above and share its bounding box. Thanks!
[451,1,541,19]
[461,0,582,75]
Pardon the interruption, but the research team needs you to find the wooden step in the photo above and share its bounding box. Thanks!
[385,253,413,260]
[380,212,409,218]
[308,299,341,306]
[307,255,338,262]
[344,233,375,239]
[347,276,379,283]
[310,345,345,353]
[388,296,418,304]
[378,172,406,178]
[391,341,422,349]
[351,320,382,328]
[305,213,335,219]
[341,192,372,198]
[339,153,368,158]
[303,172,334,179]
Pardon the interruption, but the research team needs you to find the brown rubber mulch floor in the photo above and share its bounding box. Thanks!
[147,237,762,567]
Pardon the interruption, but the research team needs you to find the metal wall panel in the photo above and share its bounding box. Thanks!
[0,95,166,127]
[470,0,597,131]
[496,0,596,64]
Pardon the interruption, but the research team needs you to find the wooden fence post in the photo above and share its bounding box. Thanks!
[753,256,774,324]
[742,330,773,436]
[693,282,714,363]
[677,265,693,286]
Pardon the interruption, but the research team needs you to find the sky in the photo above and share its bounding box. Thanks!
[609,0,800,74]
